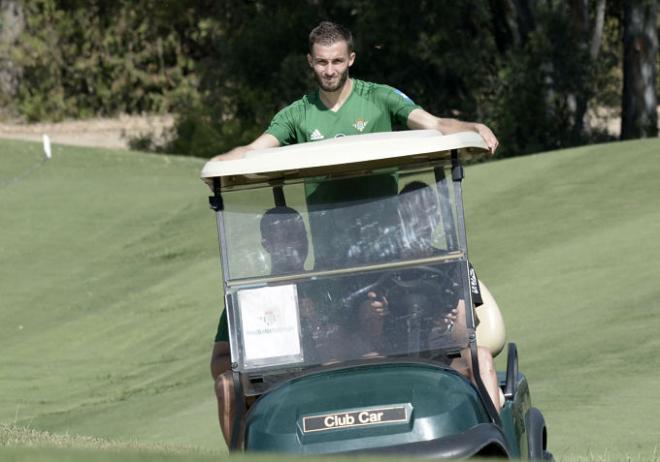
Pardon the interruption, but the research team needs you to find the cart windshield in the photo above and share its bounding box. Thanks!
[217,165,475,394]
[220,166,464,281]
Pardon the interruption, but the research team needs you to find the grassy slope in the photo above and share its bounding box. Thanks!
[464,138,660,459]
[0,140,223,450]
[1,137,659,460]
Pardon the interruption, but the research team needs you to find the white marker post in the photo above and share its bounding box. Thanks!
[43,134,52,159]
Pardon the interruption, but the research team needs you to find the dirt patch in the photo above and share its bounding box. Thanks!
[0,114,174,150]
[0,107,655,151]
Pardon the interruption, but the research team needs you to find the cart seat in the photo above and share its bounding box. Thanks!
[475,281,506,357]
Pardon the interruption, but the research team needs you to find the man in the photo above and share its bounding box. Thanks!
[213,206,375,444]
[350,181,501,411]
[211,206,310,445]
[212,21,498,161]
[212,20,497,263]
[397,181,502,411]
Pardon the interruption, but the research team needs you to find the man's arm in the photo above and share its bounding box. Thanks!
[407,108,499,154]
[210,341,231,380]
[211,133,281,161]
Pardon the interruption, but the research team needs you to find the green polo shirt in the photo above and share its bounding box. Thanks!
[265,79,421,145]
[215,309,228,343]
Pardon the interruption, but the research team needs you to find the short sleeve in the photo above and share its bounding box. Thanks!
[214,309,229,342]
[265,103,300,146]
[378,85,422,126]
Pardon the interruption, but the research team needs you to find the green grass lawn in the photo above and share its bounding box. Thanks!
[0,140,222,452]
[1,137,659,461]
[464,139,660,460]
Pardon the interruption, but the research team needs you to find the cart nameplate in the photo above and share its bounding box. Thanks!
[302,405,408,433]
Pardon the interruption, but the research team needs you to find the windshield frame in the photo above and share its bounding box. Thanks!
[216,161,465,284]
[210,155,476,392]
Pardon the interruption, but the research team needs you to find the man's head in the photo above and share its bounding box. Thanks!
[307,21,355,92]
[260,206,309,273]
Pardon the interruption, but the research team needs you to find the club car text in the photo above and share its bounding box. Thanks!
[302,406,408,433]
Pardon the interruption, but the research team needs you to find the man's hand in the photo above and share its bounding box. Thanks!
[473,123,498,155]
[210,133,280,161]
[366,291,388,315]
[407,109,499,155]
[210,146,249,161]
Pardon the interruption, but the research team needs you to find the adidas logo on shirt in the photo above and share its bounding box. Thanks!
[310,129,324,141]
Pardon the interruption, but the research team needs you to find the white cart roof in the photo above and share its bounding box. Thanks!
[201,130,488,188]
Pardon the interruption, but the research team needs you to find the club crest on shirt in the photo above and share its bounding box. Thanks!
[353,118,369,132]
[310,129,324,141]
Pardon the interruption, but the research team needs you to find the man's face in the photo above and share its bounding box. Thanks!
[307,40,355,92]
[261,218,309,273]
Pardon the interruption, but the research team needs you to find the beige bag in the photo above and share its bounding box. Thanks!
[475,281,506,357]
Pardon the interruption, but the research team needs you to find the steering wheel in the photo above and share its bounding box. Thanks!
[341,266,457,316]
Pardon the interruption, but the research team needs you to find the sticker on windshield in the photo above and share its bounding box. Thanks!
[302,405,409,433]
[238,284,303,367]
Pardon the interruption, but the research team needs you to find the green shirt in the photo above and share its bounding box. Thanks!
[266,79,421,145]
[215,309,229,343]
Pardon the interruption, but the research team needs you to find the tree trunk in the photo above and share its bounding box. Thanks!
[621,0,658,139]
[489,0,520,53]
[512,0,536,45]
[571,0,606,141]
[488,0,537,54]
[0,0,24,104]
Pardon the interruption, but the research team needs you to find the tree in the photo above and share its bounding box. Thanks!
[3,1,638,157]
[568,0,606,141]
[0,0,24,117]
[621,0,658,139]
[483,0,616,156]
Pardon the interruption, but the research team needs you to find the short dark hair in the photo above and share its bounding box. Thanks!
[399,181,430,195]
[308,21,354,53]
[260,206,305,241]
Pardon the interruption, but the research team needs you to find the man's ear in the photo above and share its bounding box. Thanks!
[307,53,313,68]
[348,52,356,67]
[261,238,273,253]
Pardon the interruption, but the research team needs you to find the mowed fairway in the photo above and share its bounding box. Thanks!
[0,140,224,452]
[1,137,660,461]
[464,138,660,460]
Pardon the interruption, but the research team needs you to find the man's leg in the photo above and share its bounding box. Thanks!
[215,371,234,446]
[476,346,502,410]
[451,346,502,411]
[447,300,502,411]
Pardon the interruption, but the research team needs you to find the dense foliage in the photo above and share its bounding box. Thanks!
[1,0,657,157]
[4,0,205,120]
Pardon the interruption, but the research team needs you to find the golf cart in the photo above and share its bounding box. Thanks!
[201,130,552,459]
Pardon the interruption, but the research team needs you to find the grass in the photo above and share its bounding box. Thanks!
[0,424,219,458]
[464,138,660,459]
[1,137,660,460]
[0,140,222,451]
